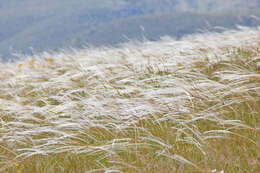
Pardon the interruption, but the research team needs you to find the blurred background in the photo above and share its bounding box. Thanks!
[1,0,260,61]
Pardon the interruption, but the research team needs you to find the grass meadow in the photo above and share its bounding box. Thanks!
[0,27,260,173]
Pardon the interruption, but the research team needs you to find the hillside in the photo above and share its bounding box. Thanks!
[1,0,260,60]
[0,0,125,60]
[63,10,260,48]
[0,27,260,172]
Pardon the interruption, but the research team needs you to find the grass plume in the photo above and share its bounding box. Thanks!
[0,26,260,173]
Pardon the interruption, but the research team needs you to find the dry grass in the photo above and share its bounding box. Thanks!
[0,26,260,173]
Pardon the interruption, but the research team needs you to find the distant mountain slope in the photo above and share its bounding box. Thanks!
[63,10,260,48]
[1,0,260,61]
[0,0,126,60]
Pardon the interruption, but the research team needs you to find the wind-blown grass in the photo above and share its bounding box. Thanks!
[0,26,260,173]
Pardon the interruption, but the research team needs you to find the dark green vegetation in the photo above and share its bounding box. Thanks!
[1,0,260,60]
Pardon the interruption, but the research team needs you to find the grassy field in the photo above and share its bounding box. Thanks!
[0,26,260,173]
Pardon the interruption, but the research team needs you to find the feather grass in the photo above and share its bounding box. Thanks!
[0,26,260,172]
